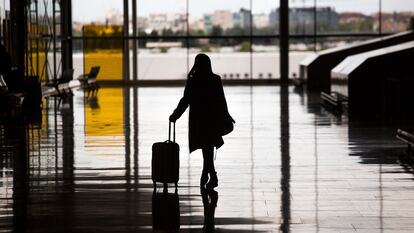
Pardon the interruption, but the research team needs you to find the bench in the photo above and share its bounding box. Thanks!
[0,74,8,94]
[396,129,414,154]
[0,74,25,116]
[320,91,348,113]
[78,66,100,91]
[43,69,75,98]
[42,69,80,98]
[292,78,304,89]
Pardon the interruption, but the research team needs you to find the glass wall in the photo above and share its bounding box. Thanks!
[83,25,123,81]
[136,0,187,80]
[0,1,4,41]
[71,0,414,81]
[23,0,62,83]
[251,1,280,79]
[187,0,253,78]
[315,0,379,34]
[72,0,123,78]
[188,0,250,36]
[382,0,414,33]
[0,1,9,22]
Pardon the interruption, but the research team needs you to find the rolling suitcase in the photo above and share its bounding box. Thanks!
[152,122,179,189]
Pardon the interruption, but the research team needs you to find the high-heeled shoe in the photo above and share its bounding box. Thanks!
[200,170,209,188]
[206,171,218,189]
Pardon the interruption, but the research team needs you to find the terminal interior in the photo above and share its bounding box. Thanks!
[1,1,414,232]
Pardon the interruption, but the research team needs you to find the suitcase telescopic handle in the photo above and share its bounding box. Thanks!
[168,121,176,142]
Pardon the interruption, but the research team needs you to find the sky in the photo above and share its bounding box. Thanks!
[73,0,414,22]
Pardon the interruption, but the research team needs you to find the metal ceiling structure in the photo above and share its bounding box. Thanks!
[25,0,72,84]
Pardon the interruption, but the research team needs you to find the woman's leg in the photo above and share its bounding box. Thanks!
[202,147,215,173]
[201,147,214,188]
[202,147,218,189]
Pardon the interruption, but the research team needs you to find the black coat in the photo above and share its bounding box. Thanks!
[172,74,231,153]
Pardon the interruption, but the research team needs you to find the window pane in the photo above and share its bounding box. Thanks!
[317,0,379,34]
[289,0,315,35]
[381,0,414,33]
[138,0,187,37]
[0,1,6,19]
[73,38,84,78]
[188,38,252,80]
[290,38,316,78]
[24,0,61,82]
[252,0,279,36]
[252,38,278,79]
[83,25,124,81]
[137,38,187,80]
[73,0,123,26]
[72,0,124,80]
[316,36,374,51]
[189,0,251,36]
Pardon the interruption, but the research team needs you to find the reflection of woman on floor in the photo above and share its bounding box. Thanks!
[201,188,218,232]
[170,53,235,189]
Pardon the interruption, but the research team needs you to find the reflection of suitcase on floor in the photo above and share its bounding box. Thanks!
[152,191,180,231]
[152,122,179,189]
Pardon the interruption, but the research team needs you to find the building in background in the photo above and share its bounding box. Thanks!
[373,11,414,32]
[170,12,187,33]
[233,8,252,29]
[270,7,338,34]
[203,14,213,33]
[338,12,373,32]
[147,14,169,33]
[137,17,148,33]
[104,9,123,25]
[315,7,339,33]
[253,13,269,28]
[189,16,205,32]
[212,10,233,30]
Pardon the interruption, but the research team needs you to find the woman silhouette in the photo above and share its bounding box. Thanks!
[169,53,234,189]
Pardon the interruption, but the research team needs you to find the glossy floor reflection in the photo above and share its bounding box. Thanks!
[1,86,414,233]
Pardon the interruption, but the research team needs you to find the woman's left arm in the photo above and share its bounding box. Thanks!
[216,76,235,123]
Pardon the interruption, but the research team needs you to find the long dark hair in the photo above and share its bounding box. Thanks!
[188,53,213,78]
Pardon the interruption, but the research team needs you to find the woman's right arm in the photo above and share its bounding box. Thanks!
[170,78,191,122]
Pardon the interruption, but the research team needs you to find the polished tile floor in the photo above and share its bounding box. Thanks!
[1,86,414,233]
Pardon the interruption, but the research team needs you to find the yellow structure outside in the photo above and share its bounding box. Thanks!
[83,25,123,81]
[84,51,123,81]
